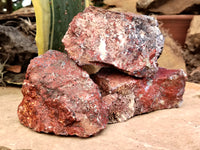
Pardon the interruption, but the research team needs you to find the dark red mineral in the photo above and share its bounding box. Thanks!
[17,6,186,137]
[62,6,164,77]
[17,50,108,137]
[92,68,186,123]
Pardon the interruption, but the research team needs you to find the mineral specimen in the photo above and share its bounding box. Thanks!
[18,6,186,137]
[62,6,164,77]
[17,50,108,137]
[92,67,186,123]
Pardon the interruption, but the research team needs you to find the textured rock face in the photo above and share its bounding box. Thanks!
[93,68,186,123]
[17,50,108,137]
[62,6,164,77]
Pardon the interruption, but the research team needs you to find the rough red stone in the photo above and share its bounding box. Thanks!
[92,68,186,123]
[62,6,164,78]
[17,50,108,137]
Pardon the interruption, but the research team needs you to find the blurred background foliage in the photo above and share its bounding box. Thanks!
[0,0,32,14]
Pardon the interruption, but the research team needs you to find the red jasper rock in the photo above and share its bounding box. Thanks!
[92,68,186,123]
[17,50,108,137]
[62,6,164,78]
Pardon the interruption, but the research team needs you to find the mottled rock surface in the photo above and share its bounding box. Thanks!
[17,50,108,137]
[62,6,164,77]
[93,68,186,123]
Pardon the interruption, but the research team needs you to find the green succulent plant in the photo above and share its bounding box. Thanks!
[32,0,89,55]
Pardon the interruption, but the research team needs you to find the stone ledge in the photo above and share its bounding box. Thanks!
[0,82,200,149]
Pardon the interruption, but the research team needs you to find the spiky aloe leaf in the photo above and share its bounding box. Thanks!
[33,0,87,55]
[48,0,85,52]
[85,0,91,7]
[32,0,51,55]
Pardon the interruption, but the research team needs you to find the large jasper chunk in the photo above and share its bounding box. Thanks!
[62,6,164,77]
[93,68,186,123]
[17,50,108,137]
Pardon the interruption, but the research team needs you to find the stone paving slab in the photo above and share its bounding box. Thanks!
[0,82,200,150]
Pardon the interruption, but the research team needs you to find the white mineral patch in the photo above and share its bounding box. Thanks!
[96,117,101,124]
[139,94,143,98]
[177,100,183,107]
[169,75,179,80]
[145,80,153,92]
[121,114,127,121]
[127,93,136,110]
[180,69,187,77]
[82,72,89,78]
[99,38,107,60]
[177,88,184,97]
[118,118,122,122]
[139,30,145,39]
[152,60,158,69]
[145,58,151,68]
[118,34,126,47]
[112,60,119,67]
[159,100,165,105]
[48,126,52,129]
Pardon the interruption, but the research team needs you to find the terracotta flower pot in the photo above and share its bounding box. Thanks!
[156,15,193,46]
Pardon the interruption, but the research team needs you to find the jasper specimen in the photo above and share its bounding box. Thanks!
[17,50,108,137]
[62,6,164,77]
[93,68,186,123]
[18,6,186,137]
